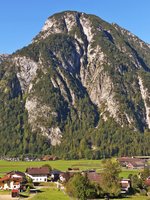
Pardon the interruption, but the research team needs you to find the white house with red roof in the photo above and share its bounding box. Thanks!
[25,167,50,183]
[0,171,26,190]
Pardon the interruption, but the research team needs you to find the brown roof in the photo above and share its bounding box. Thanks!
[117,157,146,163]
[0,175,22,183]
[86,172,102,183]
[127,161,145,168]
[26,167,49,175]
[60,172,74,181]
[0,175,10,182]
[7,171,25,177]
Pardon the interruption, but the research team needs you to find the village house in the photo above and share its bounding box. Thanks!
[84,171,102,183]
[117,157,147,169]
[59,172,75,183]
[120,179,131,194]
[126,161,146,169]
[51,170,62,182]
[26,167,50,183]
[0,171,26,190]
[85,171,131,194]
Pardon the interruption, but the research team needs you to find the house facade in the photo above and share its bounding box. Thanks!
[26,167,50,183]
[120,179,131,194]
[0,171,26,190]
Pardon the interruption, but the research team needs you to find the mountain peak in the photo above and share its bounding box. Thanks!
[0,11,150,158]
[33,11,90,42]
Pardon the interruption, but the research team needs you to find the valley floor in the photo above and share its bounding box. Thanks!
[0,159,150,200]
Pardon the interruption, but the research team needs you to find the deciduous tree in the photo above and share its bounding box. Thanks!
[101,159,121,197]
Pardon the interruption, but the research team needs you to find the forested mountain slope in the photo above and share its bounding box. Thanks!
[0,11,150,158]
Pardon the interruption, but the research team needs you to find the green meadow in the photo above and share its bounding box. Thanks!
[0,159,102,173]
[30,188,70,200]
[0,159,147,200]
[0,159,139,178]
[30,188,150,200]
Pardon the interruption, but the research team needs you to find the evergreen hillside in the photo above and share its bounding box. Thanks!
[0,11,150,158]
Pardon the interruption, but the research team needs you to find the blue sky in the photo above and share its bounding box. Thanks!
[0,0,150,54]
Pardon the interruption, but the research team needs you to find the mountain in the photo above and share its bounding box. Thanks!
[0,54,9,63]
[0,11,150,158]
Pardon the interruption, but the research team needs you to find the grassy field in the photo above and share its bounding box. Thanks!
[0,187,149,200]
[0,159,139,178]
[119,169,139,178]
[0,159,103,174]
[30,188,70,200]
[29,188,150,200]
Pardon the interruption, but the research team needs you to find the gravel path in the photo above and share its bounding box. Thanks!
[0,195,19,200]
[0,194,35,200]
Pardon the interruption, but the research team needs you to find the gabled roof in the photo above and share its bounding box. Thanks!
[26,167,49,175]
[0,174,23,183]
[117,157,146,164]
[60,172,74,181]
[127,161,145,167]
[7,171,25,177]
[86,172,102,183]
[0,175,10,182]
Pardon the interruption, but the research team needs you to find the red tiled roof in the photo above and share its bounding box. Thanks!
[26,167,49,175]
[0,175,10,182]
[0,175,22,183]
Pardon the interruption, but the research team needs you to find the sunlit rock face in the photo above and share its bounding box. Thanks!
[1,11,150,149]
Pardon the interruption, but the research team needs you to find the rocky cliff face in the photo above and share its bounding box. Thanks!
[0,54,9,63]
[32,11,150,130]
[0,11,150,157]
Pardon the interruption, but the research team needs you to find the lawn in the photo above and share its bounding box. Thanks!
[30,188,150,200]
[0,159,103,174]
[119,169,139,178]
[30,188,70,200]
